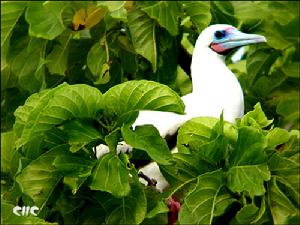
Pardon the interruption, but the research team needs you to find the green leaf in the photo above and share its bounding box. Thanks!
[105,183,147,224]
[177,117,219,153]
[53,154,96,178]
[11,38,47,93]
[128,9,157,72]
[268,177,298,225]
[121,125,172,165]
[179,170,224,225]
[46,31,72,76]
[97,1,127,20]
[141,1,180,36]
[161,152,214,187]
[14,83,103,148]
[16,145,69,208]
[282,62,299,78]
[59,120,103,152]
[181,1,211,32]
[1,1,25,48]
[87,41,107,76]
[266,127,290,149]
[89,153,130,197]
[230,204,259,225]
[210,1,238,27]
[1,131,16,174]
[246,46,280,85]
[228,127,270,196]
[1,201,56,225]
[25,1,66,40]
[240,103,273,129]
[227,164,270,196]
[103,80,184,119]
[276,93,300,127]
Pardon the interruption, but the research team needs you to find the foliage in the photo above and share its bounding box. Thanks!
[1,1,299,225]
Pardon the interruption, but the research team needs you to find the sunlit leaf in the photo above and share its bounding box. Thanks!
[1,1,25,48]
[105,183,147,224]
[268,177,298,224]
[179,170,224,225]
[11,38,47,93]
[14,83,103,148]
[16,145,69,208]
[141,1,180,36]
[97,1,127,20]
[87,41,107,76]
[228,127,270,196]
[181,1,211,32]
[240,103,273,129]
[25,1,66,40]
[128,9,157,72]
[89,153,130,197]
[121,125,172,165]
[103,80,184,121]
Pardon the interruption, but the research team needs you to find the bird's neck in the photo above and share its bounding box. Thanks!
[191,47,230,93]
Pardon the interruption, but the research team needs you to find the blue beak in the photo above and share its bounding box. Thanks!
[217,30,267,49]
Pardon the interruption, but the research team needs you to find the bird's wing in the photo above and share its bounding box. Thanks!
[132,110,187,138]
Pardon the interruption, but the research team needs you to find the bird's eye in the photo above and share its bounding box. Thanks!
[214,30,226,39]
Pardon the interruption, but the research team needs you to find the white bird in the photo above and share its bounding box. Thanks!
[97,24,267,191]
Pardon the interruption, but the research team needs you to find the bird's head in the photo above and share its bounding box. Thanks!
[196,24,266,55]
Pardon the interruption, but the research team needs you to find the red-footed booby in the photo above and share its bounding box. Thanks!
[96,24,266,191]
[133,24,266,138]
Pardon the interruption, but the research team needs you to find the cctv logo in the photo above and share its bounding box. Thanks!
[13,206,39,216]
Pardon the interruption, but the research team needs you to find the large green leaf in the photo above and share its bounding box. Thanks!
[227,164,270,196]
[105,183,147,224]
[16,145,69,209]
[89,153,130,197]
[266,127,290,149]
[25,1,66,40]
[14,83,103,148]
[228,127,270,196]
[1,1,25,48]
[239,103,273,129]
[140,1,180,36]
[179,170,224,225]
[161,152,214,187]
[177,117,219,153]
[181,1,211,32]
[1,201,56,225]
[121,125,172,165]
[103,80,184,119]
[268,177,299,224]
[11,38,47,93]
[46,31,72,76]
[128,9,157,72]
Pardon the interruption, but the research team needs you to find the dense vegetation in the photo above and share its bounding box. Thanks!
[1,1,299,225]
